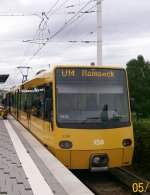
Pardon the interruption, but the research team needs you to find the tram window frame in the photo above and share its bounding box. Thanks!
[14,92,17,109]
[31,86,45,119]
[44,83,53,122]
[18,91,21,111]
[11,93,15,108]
[27,90,32,111]
[20,91,27,112]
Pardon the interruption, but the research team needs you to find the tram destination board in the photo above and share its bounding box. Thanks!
[55,67,126,82]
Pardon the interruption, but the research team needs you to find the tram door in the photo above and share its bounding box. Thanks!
[6,93,11,114]
[17,91,21,121]
[27,90,32,131]
[43,84,54,147]
[16,90,19,120]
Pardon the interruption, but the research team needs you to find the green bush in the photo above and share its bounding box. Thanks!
[133,120,150,170]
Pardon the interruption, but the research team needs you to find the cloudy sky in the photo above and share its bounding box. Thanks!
[0,0,150,88]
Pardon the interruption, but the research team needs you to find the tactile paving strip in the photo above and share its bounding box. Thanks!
[0,120,33,195]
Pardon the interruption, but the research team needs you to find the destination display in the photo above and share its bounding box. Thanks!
[55,67,126,82]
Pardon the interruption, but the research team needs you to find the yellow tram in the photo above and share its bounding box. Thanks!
[7,66,134,171]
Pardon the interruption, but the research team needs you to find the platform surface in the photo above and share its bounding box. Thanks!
[0,116,94,195]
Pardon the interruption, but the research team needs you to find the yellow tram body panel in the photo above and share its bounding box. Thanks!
[16,109,134,169]
[71,149,123,169]
[53,126,133,150]
[19,111,28,127]
[49,125,134,169]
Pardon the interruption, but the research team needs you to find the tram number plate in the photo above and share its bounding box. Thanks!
[93,139,104,145]
[62,134,70,138]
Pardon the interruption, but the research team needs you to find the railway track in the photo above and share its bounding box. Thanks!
[111,167,150,195]
[72,167,150,195]
[72,170,131,195]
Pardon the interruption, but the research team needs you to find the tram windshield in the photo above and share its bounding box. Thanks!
[55,68,130,129]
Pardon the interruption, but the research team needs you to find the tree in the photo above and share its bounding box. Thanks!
[126,55,150,118]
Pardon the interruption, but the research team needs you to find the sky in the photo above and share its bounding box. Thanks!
[0,0,150,88]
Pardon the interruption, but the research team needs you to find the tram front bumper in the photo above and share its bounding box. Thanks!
[70,149,124,170]
[89,153,109,172]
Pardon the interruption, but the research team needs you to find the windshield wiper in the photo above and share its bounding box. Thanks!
[59,119,81,123]
[59,116,101,124]
[111,116,122,121]
[80,117,100,124]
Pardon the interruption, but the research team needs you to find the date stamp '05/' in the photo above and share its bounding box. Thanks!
[132,182,150,193]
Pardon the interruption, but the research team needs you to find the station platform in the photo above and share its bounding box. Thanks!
[0,116,94,195]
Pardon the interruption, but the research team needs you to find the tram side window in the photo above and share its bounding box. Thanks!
[5,94,9,107]
[18,92,21,110]
[14,93,17,109]
[31,87,44,119]
[20,92,27,112]
[26,90,32,111]
[11,94,14,107]
[45,83,53,122]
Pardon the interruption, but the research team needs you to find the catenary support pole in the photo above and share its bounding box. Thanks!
[97,0,102,65]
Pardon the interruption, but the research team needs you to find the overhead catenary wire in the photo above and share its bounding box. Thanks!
[18,0,66,67]
[59,7,96,42]
[23,7,96,44]
[10,0,102,85]
[0,13,42,18]
[25,0,97,66]
[23,5,96,44]
[47,0,62,16]
[47,0,94,39]
[66,0,96,8]
[20,0,95,65]
[18,18,44,66]
[46,0,70,20]
[29,0,102,69]
[18,12,50,66]
[43,29,97,64]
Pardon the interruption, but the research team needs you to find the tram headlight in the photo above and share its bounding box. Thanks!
[122,139,132,147]
[59,141,72,149]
